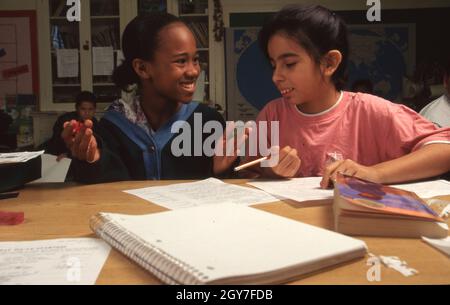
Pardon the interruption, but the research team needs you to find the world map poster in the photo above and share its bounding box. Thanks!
[225,24,415,121]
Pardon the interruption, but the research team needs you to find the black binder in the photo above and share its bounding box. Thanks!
[0,156,41,193]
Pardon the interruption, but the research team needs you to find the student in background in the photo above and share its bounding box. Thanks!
[45,91,98,160]
[420,58,450,127]
[248,4,450,187]
[351,78,374,94]
[61,13,240,183]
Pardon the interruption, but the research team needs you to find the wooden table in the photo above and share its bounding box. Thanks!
[1,180,449,284]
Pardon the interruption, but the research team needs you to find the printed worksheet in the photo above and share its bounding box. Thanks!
[0,238,111,285]
[124,178,279,209]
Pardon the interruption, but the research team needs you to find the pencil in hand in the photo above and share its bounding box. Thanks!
[234,156,268,172]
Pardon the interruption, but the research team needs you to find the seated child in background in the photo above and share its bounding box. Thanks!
[45,90,98,161]
[420,58,450,127]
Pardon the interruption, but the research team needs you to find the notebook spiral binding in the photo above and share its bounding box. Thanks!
[90,213,209,285]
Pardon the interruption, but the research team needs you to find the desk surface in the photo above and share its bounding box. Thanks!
[1,180,449,284]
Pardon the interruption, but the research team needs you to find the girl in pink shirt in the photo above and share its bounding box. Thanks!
[250,4,450,187]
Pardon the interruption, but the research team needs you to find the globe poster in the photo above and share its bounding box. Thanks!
[225,24,415,121]
[347,24,415,101]
[225,27,279,121]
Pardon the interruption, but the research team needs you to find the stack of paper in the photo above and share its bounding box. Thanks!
[0,150,44,164]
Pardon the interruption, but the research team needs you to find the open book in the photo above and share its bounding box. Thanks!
[90,204,367,284]
[333,174,449,238]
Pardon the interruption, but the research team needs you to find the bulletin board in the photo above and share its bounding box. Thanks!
[0,11,39,109]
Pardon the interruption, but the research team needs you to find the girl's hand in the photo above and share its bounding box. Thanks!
[213,122,251,175]
[61,119,100,163]
[320,159,383,189]
[56,153,68,161]
[262,145,301,178]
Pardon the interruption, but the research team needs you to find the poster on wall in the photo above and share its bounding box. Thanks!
[225,27,280,122]
[0,11,39,109]
[225,24,415,121]
[347,24,416,102]
[0,11,39,149]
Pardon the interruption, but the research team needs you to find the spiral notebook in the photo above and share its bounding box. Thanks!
[90,204,367,284]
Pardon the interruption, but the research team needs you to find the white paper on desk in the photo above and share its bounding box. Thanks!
[0,238,111,285]
[422,236,450,256]
[32,154,71,183]
[93,47,114,76]
[124,178,279,210]
[56,49,78,78]
[390,180,450,198]
[0,150,44,164]
[247,177,333,203]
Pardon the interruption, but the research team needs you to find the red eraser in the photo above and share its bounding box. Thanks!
[0,211,24,226]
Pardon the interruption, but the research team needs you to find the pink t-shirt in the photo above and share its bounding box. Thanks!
[256,91,450,177]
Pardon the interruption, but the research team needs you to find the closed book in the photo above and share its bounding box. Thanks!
[90,203,367,284]
[333,174,449,238]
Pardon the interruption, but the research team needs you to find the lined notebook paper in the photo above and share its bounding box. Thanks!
[90,204,367,284]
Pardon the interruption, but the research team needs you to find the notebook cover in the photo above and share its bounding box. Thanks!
[335,174,443,222]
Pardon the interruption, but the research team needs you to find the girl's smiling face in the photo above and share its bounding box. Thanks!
[268,32,329,111]
[148,22,200,104]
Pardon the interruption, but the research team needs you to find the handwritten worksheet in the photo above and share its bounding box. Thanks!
[392,180,450,198]
[0,238,111,285]
[247,177,334,203]
[123,178,279,210]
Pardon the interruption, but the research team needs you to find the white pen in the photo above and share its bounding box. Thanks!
[234,156,268,172]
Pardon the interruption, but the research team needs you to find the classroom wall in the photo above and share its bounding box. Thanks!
[222,0,450,19]
[1,0,449,116]
[222,0,450,27]
[0,0,36,10]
